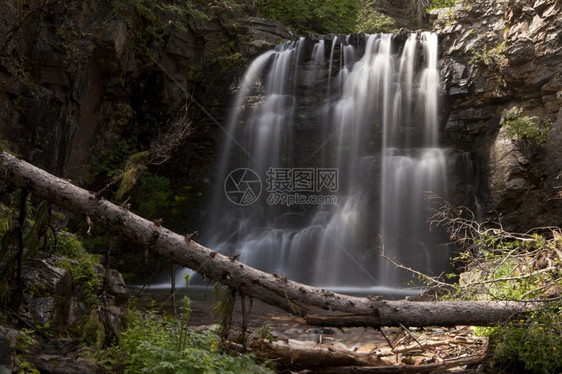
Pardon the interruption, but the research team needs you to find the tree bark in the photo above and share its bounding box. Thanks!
[0,151,533,327]
[236,338,490,373]
[304,353,489,373]
[248,338,393,367]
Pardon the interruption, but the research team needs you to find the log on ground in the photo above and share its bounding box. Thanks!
[249,338,393,367]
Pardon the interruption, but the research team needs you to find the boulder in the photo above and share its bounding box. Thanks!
[94,265,129,306]
[235,17,298,57]
[31,355,102,374]
[42,339,83,356]
[19,256,73,333]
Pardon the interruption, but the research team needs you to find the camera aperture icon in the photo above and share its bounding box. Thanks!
[224,168,262,206]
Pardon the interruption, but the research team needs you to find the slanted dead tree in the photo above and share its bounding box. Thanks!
[0,151,537,328]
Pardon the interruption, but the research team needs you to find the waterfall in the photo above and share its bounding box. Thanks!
[198,32,450,293]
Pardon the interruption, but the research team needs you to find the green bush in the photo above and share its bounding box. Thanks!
[130,173,172,219]
[58,253,102,309]
[459,233,561,371]
[502,107,553,147]
[427,0,458,11]
[355,1,397,34]
[430,198,562,373]
[101,300,273,373]
[257,0,359,34]
[469,41,506,69]
[487,308,561,374]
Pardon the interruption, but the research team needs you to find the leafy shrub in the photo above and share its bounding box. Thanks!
[48,228,103,309]
[469,41,506,69]
[487,308,561,374]
[428,198,562,373]
[58,253,102,309]
[426,0,458,11]
[101,299,273,373]
[502,107,553,148]
[51,231,86,258]
[95,138,138,178]
[257,0,359,34]
[130,173,172,219]
[355,1,397,34]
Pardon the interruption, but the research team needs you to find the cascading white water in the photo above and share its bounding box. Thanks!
[379,31,449,285]
[198,32,450,293]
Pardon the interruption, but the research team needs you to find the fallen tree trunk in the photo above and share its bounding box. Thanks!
[0,151,533,327]
[248,338,393,367]
[238,338,489,373]
[305,352,490,374]
[304,300,528,327]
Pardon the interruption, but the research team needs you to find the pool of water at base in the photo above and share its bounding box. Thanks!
[130,285,422,348]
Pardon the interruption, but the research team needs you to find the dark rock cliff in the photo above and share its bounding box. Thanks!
[0,0,295,187]
[432,0,562,229]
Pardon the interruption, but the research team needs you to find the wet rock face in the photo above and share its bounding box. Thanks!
[433,0,562,230]
[1,254,129,373]
[235,17,298,56]
[94,264,129,306]
[31,355,102,374]
[17,255,129,334]
[19,257,74,332]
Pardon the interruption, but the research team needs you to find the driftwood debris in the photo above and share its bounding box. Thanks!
[302,352,490,373]
[0,151,533,328]
[249,338,393,367]
[238,330,490,373]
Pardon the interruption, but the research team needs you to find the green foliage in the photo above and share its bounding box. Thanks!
[44,222,102,310]
[431,198,562,372]
[16,328,36,353]
[96,139,138,178]
[101,302,273,373]
[80,309,106,349]
[469,41,506,69]
[0,203,19,303]
[502,107,553,148]
[0,191,103,314]
[257,0,359,34]
[0,192,49,305]
[451,228,561,372]
[355,1,397,34]
[451,229,561,302]
[17,360,40,374]
[115,163,145,201]
[486,308,562,374]
[21,201,49,257]
[131,172,172,220]
[212,283,236,339]
[254,322,275,342]
[58,250,102,309]
[79,228,113,254]
[49,231,86,259]
[426,0,458,11]
[15,328,41,374]
[110,0,211,37]
[216,52,245,74]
